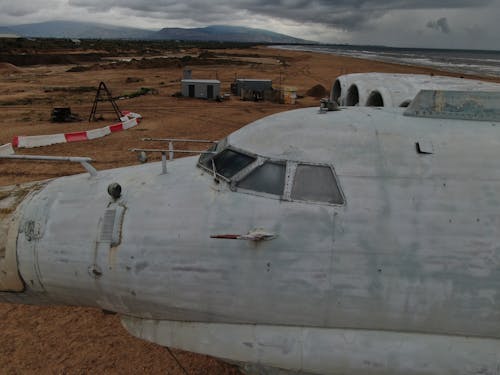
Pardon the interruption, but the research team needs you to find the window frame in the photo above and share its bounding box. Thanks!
[198,143,345,206]
[234,159,345,206]
[197,142,259,182]
[284,161,345,206]
[233,159,287,199]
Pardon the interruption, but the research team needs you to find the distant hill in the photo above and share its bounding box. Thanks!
[0,21,153,40]
[0,21,312,43]
[0,26,20,38]
[151,25,311,43]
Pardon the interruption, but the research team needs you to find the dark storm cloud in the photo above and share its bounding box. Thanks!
[0,1,56,17]
[426,17,451,34]
[68,0,491,30]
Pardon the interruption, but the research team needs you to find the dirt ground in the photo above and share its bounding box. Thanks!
[1,46,499,374]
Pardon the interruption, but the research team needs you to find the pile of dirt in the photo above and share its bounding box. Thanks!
[306,84,328,98]
[0,53,104,66]
[0,62,20,74]
[67,55,252,72]
[125,77,144,83]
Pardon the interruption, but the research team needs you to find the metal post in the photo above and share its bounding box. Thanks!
[168,141,174,161]
[161,152,167,174]
[0,154,98,177]
[80,161,98,177]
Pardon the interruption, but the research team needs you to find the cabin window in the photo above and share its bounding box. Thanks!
[291,164,343,204]
[211,149,256,178]
[237,162,286,196]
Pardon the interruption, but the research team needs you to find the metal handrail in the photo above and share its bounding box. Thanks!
[131,138,218,174]
[0,155,97,176]
[130,148,215,154]
[142,138,217,144]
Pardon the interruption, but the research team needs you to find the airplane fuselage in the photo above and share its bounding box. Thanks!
[1,100,500,374]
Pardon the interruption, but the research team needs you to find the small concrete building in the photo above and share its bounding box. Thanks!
[233,79,273,97]
[181,79,221,99]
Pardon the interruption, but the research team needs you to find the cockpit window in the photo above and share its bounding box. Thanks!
[198,146,344,205]
[237,162,286,196]
[199,143,217,168]
[211,149,256,178]
[291,164,343,204]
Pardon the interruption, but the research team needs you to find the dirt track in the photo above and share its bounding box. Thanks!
[1,46,498,374]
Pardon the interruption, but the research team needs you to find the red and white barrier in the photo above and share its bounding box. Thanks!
[12,112,142,149]
[0,143,14,156]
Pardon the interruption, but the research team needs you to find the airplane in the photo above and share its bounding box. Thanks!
[1,85,500,374]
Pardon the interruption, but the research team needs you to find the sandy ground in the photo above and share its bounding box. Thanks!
[1,46,499,374]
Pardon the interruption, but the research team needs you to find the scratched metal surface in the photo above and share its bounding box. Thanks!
[3,105,498,344]
[3,104,500,374]
[121,318,500,375]
[405,90,500,121]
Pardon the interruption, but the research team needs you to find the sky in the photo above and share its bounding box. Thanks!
[0,0,499,50]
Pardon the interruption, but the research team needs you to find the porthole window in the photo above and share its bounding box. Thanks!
[237,162,286,196]
[291,164,343,204]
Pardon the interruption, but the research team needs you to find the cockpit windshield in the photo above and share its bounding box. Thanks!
[198,146,344,205]
[237,162,286,195]
[199,148,256,178]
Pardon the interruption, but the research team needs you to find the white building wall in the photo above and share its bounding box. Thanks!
[181,81,221,99]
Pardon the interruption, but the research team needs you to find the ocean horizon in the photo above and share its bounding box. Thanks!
[275,44,500,78]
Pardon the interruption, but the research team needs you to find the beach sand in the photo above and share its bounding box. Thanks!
[1,46,498,374]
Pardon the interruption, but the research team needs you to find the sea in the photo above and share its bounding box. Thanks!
[274,44,500,78]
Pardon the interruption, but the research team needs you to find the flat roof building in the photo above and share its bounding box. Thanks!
[232,79,273,97]
[181,79,221,100]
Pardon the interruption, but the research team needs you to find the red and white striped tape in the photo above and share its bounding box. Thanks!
[0,142,14,155]
[12,112,142,148]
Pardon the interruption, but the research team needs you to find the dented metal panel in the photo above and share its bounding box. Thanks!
[0,182,45,291]
[121,318,500,375]
[405,90,500,121]
[2,99,500,374]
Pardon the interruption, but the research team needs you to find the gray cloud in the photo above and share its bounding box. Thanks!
[426,17,451,34]
[67,0,491,30]
[0,1,59,17]
[0,0,499,49]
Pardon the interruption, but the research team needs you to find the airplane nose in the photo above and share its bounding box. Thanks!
[0,182,44,292]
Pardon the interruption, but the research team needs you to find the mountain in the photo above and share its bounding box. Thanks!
[0,21,312,43]
[0,26,19,35]
[0,21,153,40]
[151,25,310,43]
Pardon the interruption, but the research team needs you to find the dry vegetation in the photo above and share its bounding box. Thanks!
[1,40,499,374]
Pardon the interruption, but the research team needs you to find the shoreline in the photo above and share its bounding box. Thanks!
[271,44,500,79]
[255,46,500,90]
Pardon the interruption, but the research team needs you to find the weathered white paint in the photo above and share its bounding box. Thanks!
[332,73,500,107]
[122,318,500,375]
[0,182,45,291]
[122,118,138,130]
[0,143,14,156]
[14,112,141,148]
[1,99,500,374]
[17,133,67,148]
[181,79,221,99]
[86,126,111,140]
